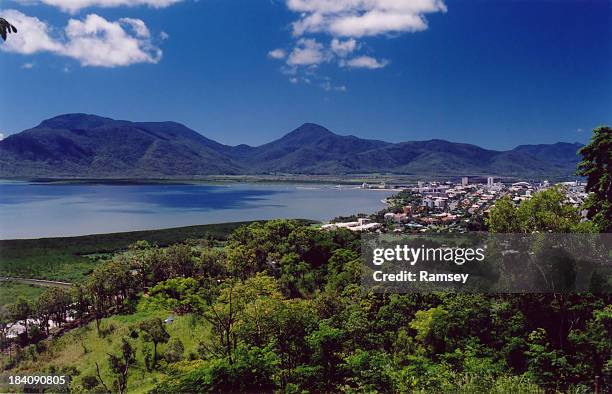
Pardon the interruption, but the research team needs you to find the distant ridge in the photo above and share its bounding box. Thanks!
[0,114,583,178]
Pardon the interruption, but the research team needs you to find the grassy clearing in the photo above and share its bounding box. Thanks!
[0,282,46,307]
[0,300,211,393]
[0,221,270,283]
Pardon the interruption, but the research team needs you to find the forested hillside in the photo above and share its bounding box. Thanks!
[1,215,610,393]
[0,114,583,178]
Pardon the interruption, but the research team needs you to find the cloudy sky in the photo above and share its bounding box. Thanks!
[0,0,610,148]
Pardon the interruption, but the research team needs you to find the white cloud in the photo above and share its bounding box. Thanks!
[330,38,356,57]
[14,0,183,14]
[287,38,328,66]
[61,14,161,67]
[341,55,388,69]
[22,62,35,69]
[320,80,346,92]
[0,10,63,54]
[287,0,447,37]
[0,10,162,67]
[267,48,286,59]
[159,31,169,40]
[0,133,4,141]
[118,17,150,37]
[270,1,445,87]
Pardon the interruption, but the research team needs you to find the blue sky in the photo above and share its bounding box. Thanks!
[0,0,610,149]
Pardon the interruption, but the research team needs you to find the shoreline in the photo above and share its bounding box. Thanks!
[0,219,320,242]
[0,172,572,185]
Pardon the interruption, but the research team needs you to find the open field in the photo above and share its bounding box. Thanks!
[0,221,312,283]
[0,282,46,306]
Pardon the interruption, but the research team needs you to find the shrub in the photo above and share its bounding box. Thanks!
[165,338,185,363]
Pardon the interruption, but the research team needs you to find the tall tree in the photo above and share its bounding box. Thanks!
[577,126,612,232]
[139,317,169,367]
[107,337,135,394]
[7,298,31,341]
[0,18,17,41]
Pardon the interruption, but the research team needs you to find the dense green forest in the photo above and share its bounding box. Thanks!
[0,127,610,393]
[0,221,275,283]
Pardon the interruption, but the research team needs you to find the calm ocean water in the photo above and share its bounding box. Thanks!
[0,181,393,239]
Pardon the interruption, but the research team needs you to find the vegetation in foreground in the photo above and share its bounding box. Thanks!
[1,214,610,393]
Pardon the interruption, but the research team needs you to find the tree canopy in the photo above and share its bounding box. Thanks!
[577,125,612,232]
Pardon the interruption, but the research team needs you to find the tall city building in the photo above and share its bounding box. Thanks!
[487,177,494,187]
[461,177,468,186]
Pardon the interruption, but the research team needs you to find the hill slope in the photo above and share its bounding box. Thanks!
[0,114,242,177]
[0,114,583,178]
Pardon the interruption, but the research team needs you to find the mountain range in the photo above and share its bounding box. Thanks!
[0,114,583,178]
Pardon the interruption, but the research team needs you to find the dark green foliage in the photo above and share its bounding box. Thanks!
[35,287,72,335]
[80,374,100,390]
[7,298,32,343]
[577,126,612,232]
[107,337,135,394]
[151,344,280,393]
[149,277,211,313]
[164,338,185,363]
[139,318,170,367]
[0,220,265,281]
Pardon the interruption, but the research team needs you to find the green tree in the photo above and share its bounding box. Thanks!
[149,343,280,393]
[306,321,344,390]
[517,187,582,233]
[198,248,226,278]
[165,338,185,363]
[128,240,156,288]
[567,305,612,388]
[577,126,612,232]
[34,293,53,336]
[165,243,196,278]
[488,187,588,233]
[87,264,112,334]
[41,287,72,329]
[526,328,570,388]
[71,284,90,325]
[486,195,521,233]
[139,317,169,367]
[277,252,317,298]
[7,298,32,341]
[149,277,210,313]
[107,337,135,394]
[226,244,258,280]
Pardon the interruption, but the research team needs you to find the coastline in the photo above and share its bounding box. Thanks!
[0,171,570,185]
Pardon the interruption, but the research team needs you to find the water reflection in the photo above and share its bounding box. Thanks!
[0,181,392,239]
